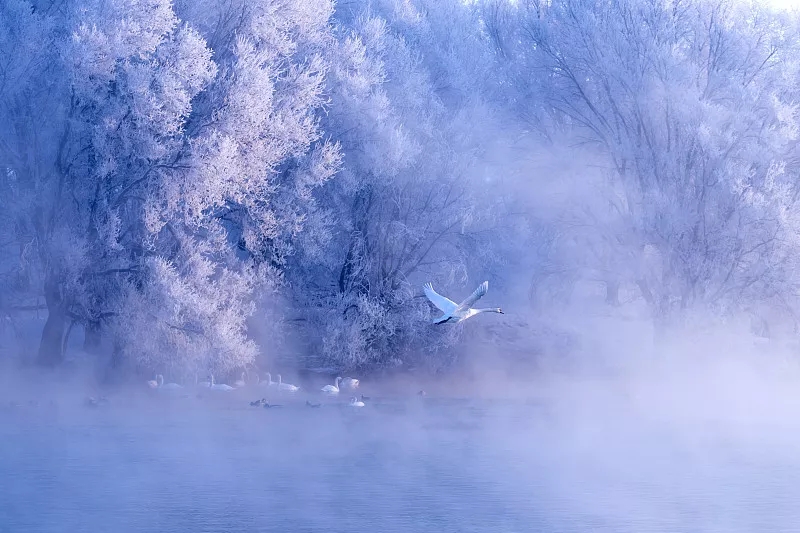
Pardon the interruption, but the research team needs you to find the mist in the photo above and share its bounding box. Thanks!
[3,0,800,530]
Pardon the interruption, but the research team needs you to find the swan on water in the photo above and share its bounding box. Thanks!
[321,376,342,394]
[157,374,183,389]
[208,375,234,391]
[349,397,365,407]
[277,375,300,392]
[234,372,247,388]
[341,377,359,390]
[423,281,503,324]
[259,372,276,388]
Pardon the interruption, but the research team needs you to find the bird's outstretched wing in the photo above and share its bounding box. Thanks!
[423,283,458,314]
[456,281,489,311]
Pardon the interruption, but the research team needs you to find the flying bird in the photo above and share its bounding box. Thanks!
[423,281,503,324]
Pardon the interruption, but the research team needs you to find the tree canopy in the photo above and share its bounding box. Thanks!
[1,0,799,378]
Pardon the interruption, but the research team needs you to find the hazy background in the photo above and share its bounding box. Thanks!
[3,0,800,530]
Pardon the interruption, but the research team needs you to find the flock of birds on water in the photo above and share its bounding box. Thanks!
[2,372,429,411]
[0,372,427,410]
[6,281,498,411]
[141,371,427,410]
[135,281,499,409]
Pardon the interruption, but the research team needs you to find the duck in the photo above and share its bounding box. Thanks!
[263,402,282,409]
[341,377,360,390]
[277,374,299,392]
[85,396,109,407]
[250,398,266,407]
[321,376,342,395]
[423,281,503,324]
[306,400,322,408]
[349,397,365,407]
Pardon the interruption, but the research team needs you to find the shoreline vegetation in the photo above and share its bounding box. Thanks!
[2,0,799,380]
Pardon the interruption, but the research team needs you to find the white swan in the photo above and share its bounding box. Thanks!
[423,281,503,324]
[234,372,247,388]
[209,375,234,391]
[349,397,365,407]
[277,374,300,392]
[259,372,276,388]
[321,376,342,394]
[157,374,183,390]
[341,377,360,390]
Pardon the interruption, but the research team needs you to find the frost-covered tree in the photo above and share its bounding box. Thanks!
[123,0,342,376]
[0,0,224,367]
[489,0,800,327]
[0,0,339,376]
[284,0,507,372]
[5,0,798,376]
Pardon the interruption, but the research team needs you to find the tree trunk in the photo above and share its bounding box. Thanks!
[100,340,125,385]
[636,278,654,305]
[605,279,620,306]
[83,320,102,354]
[110,340,124,369]
[37,276,66,366]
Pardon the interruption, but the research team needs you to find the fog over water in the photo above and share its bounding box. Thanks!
[3,0,800,530]
[4,328,800,533]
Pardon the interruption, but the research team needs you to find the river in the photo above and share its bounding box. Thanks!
[1,382,799,532]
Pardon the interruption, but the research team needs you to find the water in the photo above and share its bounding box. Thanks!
[1,390,800,532]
